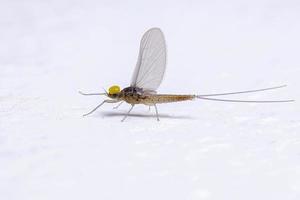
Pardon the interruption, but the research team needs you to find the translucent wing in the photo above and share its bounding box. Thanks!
[130,28,167,92]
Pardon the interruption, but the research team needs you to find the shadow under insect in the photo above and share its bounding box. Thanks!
[99,110,195,120]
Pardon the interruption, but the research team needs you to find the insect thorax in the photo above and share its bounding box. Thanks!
[122,86,144,95]
[118,86,146,104]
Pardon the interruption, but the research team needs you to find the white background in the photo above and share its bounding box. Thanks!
[1,0,300,199]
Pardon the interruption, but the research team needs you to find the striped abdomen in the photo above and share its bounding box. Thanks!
[142,94,196,105]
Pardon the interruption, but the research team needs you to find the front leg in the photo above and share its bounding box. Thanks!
[83,99,119,117]
[113,101,124,109]
[121,105,135,122]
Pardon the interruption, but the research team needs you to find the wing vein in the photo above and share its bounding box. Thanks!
[130,28,167,91]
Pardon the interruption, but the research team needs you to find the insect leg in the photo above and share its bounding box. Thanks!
[113,101,124,109]
[121,105,135,122]
[79,91,106,96]
[154,104,160,121]
[83,100,118,117]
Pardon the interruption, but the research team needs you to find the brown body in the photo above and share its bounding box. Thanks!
[108,86,195,106]
[123,93,195,105]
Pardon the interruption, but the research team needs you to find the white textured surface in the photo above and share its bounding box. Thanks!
[1,1,300,200]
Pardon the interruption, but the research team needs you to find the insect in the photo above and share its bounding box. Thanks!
[80,27,293,122]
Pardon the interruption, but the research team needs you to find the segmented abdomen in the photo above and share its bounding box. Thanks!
[142,94,196,105]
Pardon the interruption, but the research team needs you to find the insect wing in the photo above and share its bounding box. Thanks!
[130,28,167,92]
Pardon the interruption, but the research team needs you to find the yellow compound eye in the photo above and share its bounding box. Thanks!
[108,85,120,95]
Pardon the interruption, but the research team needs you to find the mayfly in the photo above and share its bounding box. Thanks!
[80,27,293,121]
